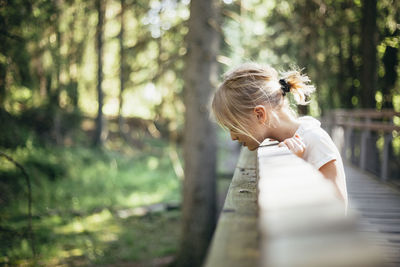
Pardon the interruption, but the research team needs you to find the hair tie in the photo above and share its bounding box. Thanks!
[279,79,291,96]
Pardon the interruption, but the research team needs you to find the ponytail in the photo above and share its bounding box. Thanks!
[279,68,315,105]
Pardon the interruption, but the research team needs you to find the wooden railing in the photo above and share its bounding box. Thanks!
[323,109,400,181]
[205,141,385,267]
[204,148,259,266]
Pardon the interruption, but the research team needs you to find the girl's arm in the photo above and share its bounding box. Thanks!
[319,159,345,202]
[280,135,346,203]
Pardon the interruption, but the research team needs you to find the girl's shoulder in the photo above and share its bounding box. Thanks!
[296,116,321,135]
[296,116,334,146]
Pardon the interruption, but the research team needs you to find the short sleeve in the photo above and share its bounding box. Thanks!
[302,129,338,170]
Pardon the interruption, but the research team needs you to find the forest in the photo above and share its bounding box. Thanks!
[0,0,399,266]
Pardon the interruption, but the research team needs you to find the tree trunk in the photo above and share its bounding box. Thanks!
[51,0,63,145]
[54,28,62,144]
[67,9,79,110]
[55,26,61,108]
[297,1,314,115]
[360,0,377,108]
[94,0,106,146]
[347,25,358,108]
[0,62,6,106]
[118,0,125,133]
[381,43,398,109]
[177,0,220,266]
[50,0,62,109]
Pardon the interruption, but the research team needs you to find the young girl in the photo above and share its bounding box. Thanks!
[211,62,348,208]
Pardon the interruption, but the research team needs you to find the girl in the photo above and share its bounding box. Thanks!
[211,62,348,208]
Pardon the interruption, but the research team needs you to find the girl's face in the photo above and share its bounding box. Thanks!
[227,105,272,151]
[229,124,266,151]
[230,130,260,151]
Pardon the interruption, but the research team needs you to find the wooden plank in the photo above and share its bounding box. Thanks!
[381,133,392,181]
[337,121,400,132]
[346,163,400,265]
[257,142,385,267]
[204,148,259,267]
[333,109,400,118]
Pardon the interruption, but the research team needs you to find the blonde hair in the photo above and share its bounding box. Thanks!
[211,62,315,143]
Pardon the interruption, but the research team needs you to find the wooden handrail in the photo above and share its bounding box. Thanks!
[257,139,384,267]
[332,109,400,119]
[204,148,259,266]
[334,121,400,132]
[205,141,386,267]
[258,141,383,267]
[325,109,400,133]
[323,109,399,181]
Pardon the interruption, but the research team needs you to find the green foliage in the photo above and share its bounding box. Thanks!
[1,0,399,142]
[0,108,34,149]
[220,0,400,113]
[0,106,83,149]
[0,143,181,265]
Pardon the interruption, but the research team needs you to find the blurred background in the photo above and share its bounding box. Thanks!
[0,0,399,266]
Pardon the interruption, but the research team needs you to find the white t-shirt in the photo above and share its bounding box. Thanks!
[295,116,348,209]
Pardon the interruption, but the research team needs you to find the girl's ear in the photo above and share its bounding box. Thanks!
[253,105,268,124]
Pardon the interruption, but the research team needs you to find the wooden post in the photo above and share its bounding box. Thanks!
[359,129,370,170]
[323,111,333,136]
[343,126,352,161]
[380,133,392,181]
[359,118,371,170]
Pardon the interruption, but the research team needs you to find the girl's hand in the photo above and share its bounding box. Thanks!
[278,134,305,158]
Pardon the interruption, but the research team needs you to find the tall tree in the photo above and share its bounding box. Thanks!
[379,0,400,109]
[381,43,398,109]
[0,62,5,106]
[94,0,106,146]
[177,0,220,266]
[346,24,359,108]
[360,0,378,108]
[118,0,126,133]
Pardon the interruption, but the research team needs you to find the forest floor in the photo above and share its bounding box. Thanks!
[0,136,236,266]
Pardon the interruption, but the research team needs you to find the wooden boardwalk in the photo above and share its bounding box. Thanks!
[346,163,400,267]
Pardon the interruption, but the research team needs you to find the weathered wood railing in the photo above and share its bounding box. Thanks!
[323,109,400,181]
[205,147,259,266]
[205,140,386,267]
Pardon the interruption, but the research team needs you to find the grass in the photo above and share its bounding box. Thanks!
[0,139,182,266]
[0,132,238,266]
